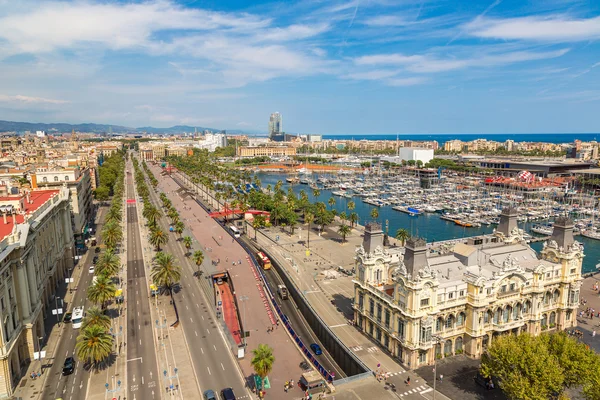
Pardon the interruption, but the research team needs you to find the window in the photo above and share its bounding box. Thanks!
[487,288,492,295]
[436,318,443,332]
[420,326,432,343]
[459,290,465,297]
[43,177,48,182]
[369,322,374,335]
[437,294,444,303]
[65,176,69,181]
[503,308,510,323]
[384,309,390,328]
[554,270,559,277]
[8,288,12,300]
[384,334,389,349]
[420,298,430,307]
[376,328,382,342]
[376,304,382,322]
[457,313,465,326]
[509,283,515,291]
[570,268,576,275]
[419,351,427,364]
[448,292,454,300]
[484,311,490,324]
[369,299,374,315]
[398,318,406,338]
[54,176,59,182]
[358,293,364,310]
[500,285,507,293]
[546,272,551,279]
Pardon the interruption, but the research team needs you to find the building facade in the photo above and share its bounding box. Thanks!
[237,146,296,158]
[353,210,582,369]
[0,188,74,398]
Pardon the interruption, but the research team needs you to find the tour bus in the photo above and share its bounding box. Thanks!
[72,306,85,329]
[229,225,241,238]
[256,251,272,270]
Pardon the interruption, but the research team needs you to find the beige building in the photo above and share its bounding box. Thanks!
[237,146,296,158]
[0,188,74,398]
[354,209,582,369]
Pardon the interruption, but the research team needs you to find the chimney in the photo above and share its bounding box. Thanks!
[550,217,574,249]
[363,222,384,255]
[26,192,30,204]
[404,237,428,278]
[497,207,518,236]
[2,212,6,224]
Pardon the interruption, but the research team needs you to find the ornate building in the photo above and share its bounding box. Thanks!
[353,209,583,369]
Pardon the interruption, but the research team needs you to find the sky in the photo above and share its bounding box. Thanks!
[0,0,599,134]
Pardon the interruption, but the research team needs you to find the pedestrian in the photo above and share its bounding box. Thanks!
[439,374,443,383]
[593,330,596,337]
[30,372,35,380]
[290,379,294,387]
[406,377,410,385]
[284,382,288,392]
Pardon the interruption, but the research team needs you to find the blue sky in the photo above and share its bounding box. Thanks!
[0,0,599,134]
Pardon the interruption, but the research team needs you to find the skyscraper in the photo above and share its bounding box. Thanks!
[269,112,282,138]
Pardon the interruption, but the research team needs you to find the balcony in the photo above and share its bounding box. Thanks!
[497,289,520,299]
[492,319,525,332]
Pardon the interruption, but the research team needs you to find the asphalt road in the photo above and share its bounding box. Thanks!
[126,163,161,400]
[139,156,249,399]
[40,208,104,400]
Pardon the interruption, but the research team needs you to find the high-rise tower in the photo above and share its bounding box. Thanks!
[268,112,282,139]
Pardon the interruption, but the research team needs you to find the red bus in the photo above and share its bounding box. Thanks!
[256,252,272,270]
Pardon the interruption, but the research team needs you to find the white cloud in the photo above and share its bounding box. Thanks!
[258,24,330,41]
[362,15,409,27]
[354,49,569,73]
[387,77,429,86]
[0,94,69,104]
[465,15,600,42]
[344,69,401,80]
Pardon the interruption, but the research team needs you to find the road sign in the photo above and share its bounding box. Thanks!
[52,308,63,315]
[218,301,222,306]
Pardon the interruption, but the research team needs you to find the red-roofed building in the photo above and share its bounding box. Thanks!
[0,187,73,398]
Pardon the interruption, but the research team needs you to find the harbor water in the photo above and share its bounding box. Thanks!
[257,172,600,274]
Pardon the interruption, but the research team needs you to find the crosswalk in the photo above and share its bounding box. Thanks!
[350,345,380,353]
[398,385,431,397]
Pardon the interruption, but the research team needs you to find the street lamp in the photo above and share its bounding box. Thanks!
[432,335,443,400]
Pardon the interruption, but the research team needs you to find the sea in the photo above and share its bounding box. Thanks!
[321,133,599,146]
[256,173,599,274]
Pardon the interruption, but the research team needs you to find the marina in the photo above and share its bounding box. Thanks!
[255,169,600,274]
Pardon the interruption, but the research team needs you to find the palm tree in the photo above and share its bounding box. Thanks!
[102,221,123,249]
[151,252,182,295]
[183,236,193,256]
[87,275,117,309]
[82,307,111,330]
[167,208,179,222]
[252,215,266,241]
[395,228,410,246]
[145,206,162,226]
[312,189,320,199]
[174,221,185,238]
[75,325,114,370]
[193,250,204,276]
[348,200,356,212]
[370,207,379,221]
[338,224,352,243]
[349,212,359,228]
[149,227,168,251]
[305,212,314,249]
[251,344,275,391]
[328,196,336,210]
[96,249,120,278]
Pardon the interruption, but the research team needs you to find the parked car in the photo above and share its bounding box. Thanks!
[62,357,75,375]
[63,312,72,323]
[88,265,95,274]
[92,256,99,264]
[220,388,235,400]
[203,389,217,400]
[310,343,322,356]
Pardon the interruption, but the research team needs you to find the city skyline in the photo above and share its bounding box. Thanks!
[0,1,600,134]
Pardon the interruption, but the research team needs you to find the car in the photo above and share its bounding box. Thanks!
[220,388,235,400]
[299,361,311,371]
[203,389,217,400]
[310,343,322,355]
[62,357,75,375]
[216,278,224,285]
[63,312,72,323]
[95,247,101,253]
[92,256,99,264]
[88,265,95,274]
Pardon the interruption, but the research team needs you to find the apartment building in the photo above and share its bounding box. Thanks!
[353,209,582,369]
[0,188,74,398]
[237,146,296,158]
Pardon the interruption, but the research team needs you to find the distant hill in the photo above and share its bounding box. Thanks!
[0,120,264,135]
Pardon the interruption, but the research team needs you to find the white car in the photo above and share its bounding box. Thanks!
[89,265,95,274]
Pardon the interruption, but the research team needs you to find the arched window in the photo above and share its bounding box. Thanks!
[549,312,556,325]
[436,317,443,332]
[444,340,453,355]
[445,314,455,329]
[457,312,465,326]
[455,336,463,352]
[54,176,59,182]
[485,310,492,324]
[544,292,551,305]
[42,177,48,183]
[523,301,531,314]
[541,314,548,327]
[493,309,501,324]
[513,303,521,320]
[503,306,511,323]
[552,290,560,303]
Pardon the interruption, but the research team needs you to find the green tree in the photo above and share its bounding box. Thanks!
[347,200,355,212]
[192,250,204,276]
[151,252,182,295]
[82,307,111,330]
[252,215,267,241]
[251,344,275,390]
[337,224,352,243]
[370,207,379,221]
[144,206,162,226]
[174,221,185,238]
[87,275,117,309]
[395,228,410,246]
[102,221,123,249]
[96,249,120,278]
[349,212,359,228]
[305,213,314,249]
[328,196,336,210]
[312,188,320,199]
[94,186,110,202]
[481,334,564,400]
[183,236,193,255]
[149,227,168,251]
[75,325,114,370]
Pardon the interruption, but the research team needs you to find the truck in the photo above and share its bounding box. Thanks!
[277,285,288,300]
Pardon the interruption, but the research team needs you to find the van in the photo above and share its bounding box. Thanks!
[277,285,288,300]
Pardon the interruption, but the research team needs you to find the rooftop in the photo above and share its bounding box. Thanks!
[0,190,59,241]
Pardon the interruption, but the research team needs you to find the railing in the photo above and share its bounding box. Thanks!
[333,371,372,386]
[497,289,520,298]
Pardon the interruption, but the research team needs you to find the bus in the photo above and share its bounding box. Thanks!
[256,252,272,270]
[229,225,241,238]
[72,306,84,329]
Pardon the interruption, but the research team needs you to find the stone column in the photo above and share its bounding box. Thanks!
[16,264,32,320]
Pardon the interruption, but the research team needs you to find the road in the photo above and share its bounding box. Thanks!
[126,163,161,400]
[243,238,346,379]
[139,155,249,398]
[40,208,104,400]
